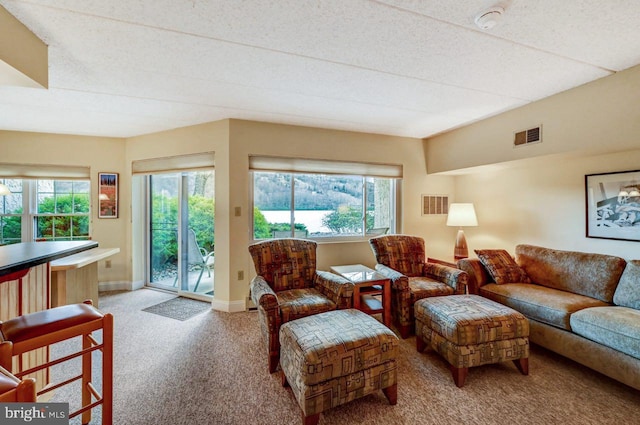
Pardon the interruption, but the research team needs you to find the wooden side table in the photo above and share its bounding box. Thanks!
[427,257,459,268]
[330,264,391,327]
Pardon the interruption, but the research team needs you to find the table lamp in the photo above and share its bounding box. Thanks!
[0,183,11,196]
[446,203,478,260]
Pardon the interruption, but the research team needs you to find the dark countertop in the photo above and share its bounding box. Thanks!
[0,241,99,277]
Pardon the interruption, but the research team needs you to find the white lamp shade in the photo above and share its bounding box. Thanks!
[0,183,11,196]
[446,203,478,227]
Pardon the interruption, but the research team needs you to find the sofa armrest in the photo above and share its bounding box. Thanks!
[423,262,468,294]
[315,270,354,309]
[250,276,278,311]
[457,258,493,295]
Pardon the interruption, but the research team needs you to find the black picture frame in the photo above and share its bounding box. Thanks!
[98,172,118,219]
[585,169,640,242]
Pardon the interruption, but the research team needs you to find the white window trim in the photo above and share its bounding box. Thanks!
[0,163,90,179]
[132,152,215,175]
[249,155,402,178]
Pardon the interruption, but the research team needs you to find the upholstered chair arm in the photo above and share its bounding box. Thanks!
[375,263,412,335]
[374,264,409,292]
[314,271,354,309]
[250,276,279,311]
[456,258,492,295]
[249,275,282,374]
[423,263,468,294]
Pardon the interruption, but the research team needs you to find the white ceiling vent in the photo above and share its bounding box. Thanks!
[514,125,542,147]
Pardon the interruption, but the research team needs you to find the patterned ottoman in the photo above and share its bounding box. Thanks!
[415,294,529,387]
[279,309,399,425]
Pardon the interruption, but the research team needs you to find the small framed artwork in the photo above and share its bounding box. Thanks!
[585,169,640,241]
[98,172,118,219]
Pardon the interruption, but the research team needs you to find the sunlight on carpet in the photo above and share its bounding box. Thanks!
[142,297,210,321]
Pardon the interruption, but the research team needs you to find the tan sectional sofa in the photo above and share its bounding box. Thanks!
[458,244,640,390]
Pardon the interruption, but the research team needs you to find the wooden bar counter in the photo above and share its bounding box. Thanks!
[0,240,98,390]
[50,247,119,307]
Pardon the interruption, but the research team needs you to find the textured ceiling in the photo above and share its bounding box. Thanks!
[1,0,639,138]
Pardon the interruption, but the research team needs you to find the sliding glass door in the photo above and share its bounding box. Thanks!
[147,171,214,298]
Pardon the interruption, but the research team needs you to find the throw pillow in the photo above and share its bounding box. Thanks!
[613,260,640,309]
[475,249,531,284]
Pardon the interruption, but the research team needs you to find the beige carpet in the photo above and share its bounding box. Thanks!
[51,289,640,424]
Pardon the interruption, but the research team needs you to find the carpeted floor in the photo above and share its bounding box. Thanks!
[51,289,640,424]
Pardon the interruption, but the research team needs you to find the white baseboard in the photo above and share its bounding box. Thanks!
[98,280,144,292]
[211,299,246,313]
[98,281,131,292]
[98,282,246,313]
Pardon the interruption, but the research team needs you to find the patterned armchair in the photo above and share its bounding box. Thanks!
[369,235,468,338]
[249,238,354,373]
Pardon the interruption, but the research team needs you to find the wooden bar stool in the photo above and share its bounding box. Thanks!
[0,365,37,402]
[0,300,113,425]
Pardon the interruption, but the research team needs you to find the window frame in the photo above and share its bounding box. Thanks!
[0,178,92,244]
[250,170,401,243]
[0,179,25,244]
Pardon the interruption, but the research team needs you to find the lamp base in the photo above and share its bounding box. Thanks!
[453,229,469,260]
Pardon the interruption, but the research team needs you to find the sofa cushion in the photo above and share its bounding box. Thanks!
[570,306,640,360]
[475,249,531,284]
[613,260,640,309]
[515,244,626,303]
[480,283,608,330]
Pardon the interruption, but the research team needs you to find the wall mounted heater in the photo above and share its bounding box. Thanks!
[514,125,542,147]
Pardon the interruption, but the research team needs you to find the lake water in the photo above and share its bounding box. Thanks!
[261,210,332,233]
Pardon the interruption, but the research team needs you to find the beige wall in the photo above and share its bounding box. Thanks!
[0,6,48,88]
[125,120,230,303]
[227,119,453,308]
[426,63,640,174]
[425,64,640,260]
[452,150,640,260]
[1,121,455,312]
[126,119,456,310]
[0,130,128,282]
[9,58,639,311]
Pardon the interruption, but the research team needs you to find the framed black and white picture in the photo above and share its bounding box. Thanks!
[585,170,640,241]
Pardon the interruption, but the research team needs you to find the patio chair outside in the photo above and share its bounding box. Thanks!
[174,229,214,291]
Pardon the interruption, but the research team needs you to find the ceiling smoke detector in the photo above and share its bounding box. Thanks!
[474,6,504,30]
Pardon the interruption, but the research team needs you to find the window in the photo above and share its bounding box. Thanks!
[35,180,91,241]
[250,157,401,241]
[0,178,91,244]
[0,179,23,245]
[132,153,215,296]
